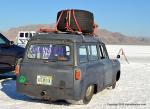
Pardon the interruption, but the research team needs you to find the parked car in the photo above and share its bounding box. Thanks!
[0,33,25,73]
[16,33,121,104]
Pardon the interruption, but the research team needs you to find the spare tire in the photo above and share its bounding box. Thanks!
[57,9,94,33]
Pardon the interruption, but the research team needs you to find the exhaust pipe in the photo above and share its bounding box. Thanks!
[41,91,46,96]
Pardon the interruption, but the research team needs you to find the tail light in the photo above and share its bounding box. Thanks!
[75,69,81,80]
[15,64,20,76]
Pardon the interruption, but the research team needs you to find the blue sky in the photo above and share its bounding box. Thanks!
[0,0,150,37]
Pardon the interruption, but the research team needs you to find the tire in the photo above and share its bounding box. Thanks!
[107,79,116,90]
[112,80,116,89]
[83,85,94,104]
[116,72,120,81]
[57,9,94,33]
[68,85,94,105]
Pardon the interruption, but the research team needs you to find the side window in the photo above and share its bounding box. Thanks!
[88,45,99,61]
[20,33,24,37]
[99,45,107,59]
[25,33,28,38]
[79,45,88,63]
[0,37,6,44]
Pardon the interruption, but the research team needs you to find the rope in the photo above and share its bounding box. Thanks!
[72,10,81,32]
[55,11,64,31]
[65,10,74,32]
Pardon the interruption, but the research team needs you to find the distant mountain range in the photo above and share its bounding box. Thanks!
[2,24,150,45]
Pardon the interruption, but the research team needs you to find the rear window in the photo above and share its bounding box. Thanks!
[27,44,70,61]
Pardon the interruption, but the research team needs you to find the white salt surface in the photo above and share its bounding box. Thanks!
[106,45,150,63]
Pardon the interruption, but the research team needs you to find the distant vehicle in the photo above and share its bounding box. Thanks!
[0,33,25,73]
[16,33,121,104]
[16,31,36,48]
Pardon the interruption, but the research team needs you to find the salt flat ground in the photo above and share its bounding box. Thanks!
[0,45,150,109]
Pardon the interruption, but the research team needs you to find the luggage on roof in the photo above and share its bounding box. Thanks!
[56,9,94,34]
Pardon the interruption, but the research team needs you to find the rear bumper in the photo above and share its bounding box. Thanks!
[16,83,77,101]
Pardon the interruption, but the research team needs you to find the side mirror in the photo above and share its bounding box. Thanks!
[4,41,14,48]
[117,55,120,59]
[10,41,14,45]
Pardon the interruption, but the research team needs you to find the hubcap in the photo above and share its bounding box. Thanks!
[86,86,93,97]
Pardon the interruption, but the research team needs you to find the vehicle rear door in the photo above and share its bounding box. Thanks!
[19,41,75,89]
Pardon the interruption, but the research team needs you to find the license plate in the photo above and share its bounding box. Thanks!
[37,75,52,85]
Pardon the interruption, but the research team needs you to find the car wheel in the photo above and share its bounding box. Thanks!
[107,79,116,90]
[83,85,94,104]
[68,85,94,105]
[112,80,116,89]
